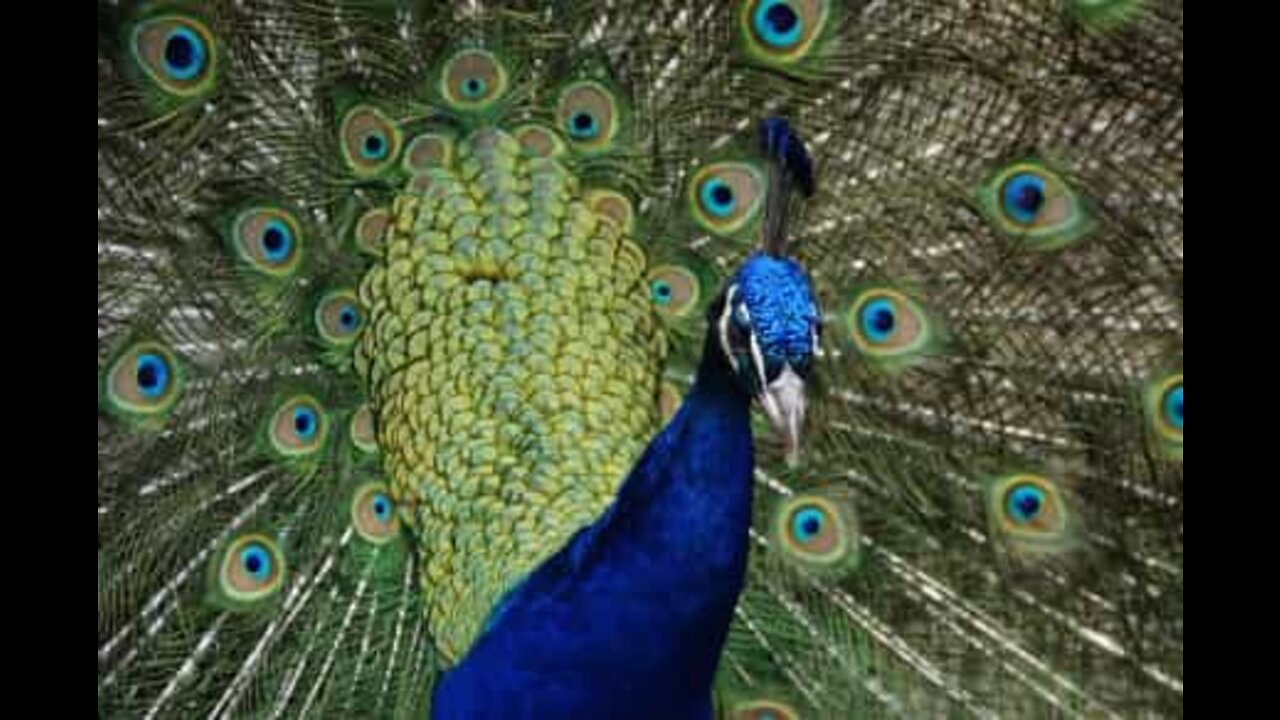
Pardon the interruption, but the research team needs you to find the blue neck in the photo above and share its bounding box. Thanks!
[433,336,758,719]
[614,335,754,513]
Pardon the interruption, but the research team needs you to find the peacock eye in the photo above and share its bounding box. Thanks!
[700,179,738,219]
[103,342,183,420]
[568,111,601,141]
[135,354,172,399]
[269,396,328,458]
[1005,484,1046,526]
[340,106,402,178]
[352,482,401,545]
[442,50,509,111]
[647,265,703,319]
[360,130,390,161]
[988,474,1077,556]
[131,15,217,98]
[978,161,1095,250]
[689,162,765,235]
[315,290,365,347]
[240,544,273,581]
[230,207,303,277]
[340,307,359,331]
[261,222,291,261]
[557,81,621,152]
[854,294,910,346]
[791,507,826,544]
[1145,373,1183,457]
[214,534,286,607]
[859,298,899,343]
[741,0,831,65]
[162,27,208,81]
[1001,172,1048,225]
[735,303,753,328]
[293,407,318,440]
[773,494,859,573]
[1163,383,1184,433]
[652,279,675,306]
[462,77,488,100]
[753,0,805,49]
[840,288,937,367]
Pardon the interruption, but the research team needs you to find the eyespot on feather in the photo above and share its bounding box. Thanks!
[340,106,403,178]
[232,207,303,276]
[839,288,938,367]
[441,50,509,111]
[351,482,401,545]
[268,395,329,458]
[556,82,622,153]
[350,405,379,455]
[131,15,217,98]
[103,343,183,419]
[315,290,365,347]
[977,161,1096,250]
[987,474,1080,556]
[772,493,860,573]
[355,208,391,257]
[689,162,766,235]
[739,0,832,65]
[211,534,286,606]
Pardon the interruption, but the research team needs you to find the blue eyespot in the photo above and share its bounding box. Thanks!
[859,299,898,344]
[162,27,207,81]
[462,77,489,100]
[240,544,273,581]
[373,494,394,523]
[360,131,390,161]
[700,179,737,218]
[294,408,319,440]
[135,354,171,399]
[791,507,826,545]
[754,0,805,49]
[1002,173,1048,226]
[568,112,601,140]
[1163,384,1184,432]
[1006,485,1046,525]
[652,280,675,306]
[338,305,361,333]
[260,220,294,264]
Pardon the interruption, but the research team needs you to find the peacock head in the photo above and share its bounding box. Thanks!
[715,252,822,464]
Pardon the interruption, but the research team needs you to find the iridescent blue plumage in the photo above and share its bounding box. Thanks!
[734,255,821,363]
[434,257,820,719]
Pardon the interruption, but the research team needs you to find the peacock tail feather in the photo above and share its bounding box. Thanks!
[99,1,1184,718]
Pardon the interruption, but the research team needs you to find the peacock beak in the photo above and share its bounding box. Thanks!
[759,366,807,468]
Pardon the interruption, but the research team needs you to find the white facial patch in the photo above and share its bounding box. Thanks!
[719,285,740,375]
[762,366,807,467]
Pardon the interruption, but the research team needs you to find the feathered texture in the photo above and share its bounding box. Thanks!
[99,1,1184,718]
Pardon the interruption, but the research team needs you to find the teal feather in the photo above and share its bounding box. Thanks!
[99,1,1184,718]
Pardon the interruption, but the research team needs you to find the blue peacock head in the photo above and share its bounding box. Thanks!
[715,252,822,464]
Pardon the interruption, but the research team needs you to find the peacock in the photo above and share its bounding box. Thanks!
[97,1,1184,719]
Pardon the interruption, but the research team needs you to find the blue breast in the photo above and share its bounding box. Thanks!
[433,367,755,720]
